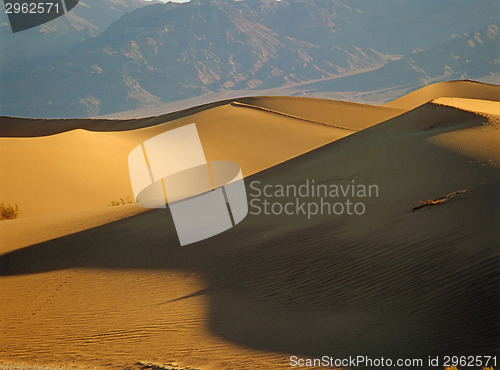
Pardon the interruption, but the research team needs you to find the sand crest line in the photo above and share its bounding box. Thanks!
[231,101,359,131]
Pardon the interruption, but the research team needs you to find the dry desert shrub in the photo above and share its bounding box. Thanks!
[0,203,19,220]
[109,196,133,207]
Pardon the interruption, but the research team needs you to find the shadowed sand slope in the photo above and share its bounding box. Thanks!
[0,101,232,138]
[1,97,499,369]
[384,80,500,110]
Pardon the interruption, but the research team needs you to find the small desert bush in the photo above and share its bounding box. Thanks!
[0,203,19,220]
[109,196,133,207]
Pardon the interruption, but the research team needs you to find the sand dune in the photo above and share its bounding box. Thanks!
[0,104,350,218]
[0,97,404,249]
[1,81,499,369]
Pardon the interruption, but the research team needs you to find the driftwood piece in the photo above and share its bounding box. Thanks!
[412,190,467,212]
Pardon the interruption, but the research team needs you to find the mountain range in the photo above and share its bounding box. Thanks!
[1,0,498,118]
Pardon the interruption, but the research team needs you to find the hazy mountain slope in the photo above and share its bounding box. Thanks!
[347,0,499,53]
[294,24,500,102]
[1,0,498,118]
[0,0,149,70]
[1,1,396,117]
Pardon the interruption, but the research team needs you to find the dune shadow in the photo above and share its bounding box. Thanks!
[0,209,202,275]
[1,191,498,366]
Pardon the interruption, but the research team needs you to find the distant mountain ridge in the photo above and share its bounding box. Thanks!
[1,0,498,118]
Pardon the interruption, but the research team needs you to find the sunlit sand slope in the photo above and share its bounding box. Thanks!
[0,103,353,219]
[432,97,500,117]
[384,80,500,110]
